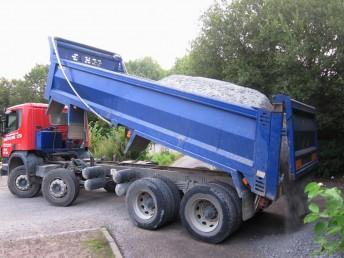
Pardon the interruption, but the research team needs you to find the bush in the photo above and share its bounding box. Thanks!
[145,151,181,166]
[304,182,344,255]
[316,139,344,178]
[89,121,127,161]
[89,120,148,161]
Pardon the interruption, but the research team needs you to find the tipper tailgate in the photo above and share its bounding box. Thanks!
[274,95,318,179]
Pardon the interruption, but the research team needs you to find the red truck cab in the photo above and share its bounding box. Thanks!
[2,103,56,156]
[0,103,89,176]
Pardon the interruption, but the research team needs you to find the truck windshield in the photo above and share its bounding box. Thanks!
[5,110,22,133]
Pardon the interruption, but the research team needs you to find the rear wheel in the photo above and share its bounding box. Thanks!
[8,165,41,198]
[209,181,242,232]
[180,184,237,243]
[126,178,172,230]
[155,177,181,222]
[42,168,79,207]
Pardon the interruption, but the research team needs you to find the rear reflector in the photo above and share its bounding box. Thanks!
[311,152,317,161]
[296,159,302,169]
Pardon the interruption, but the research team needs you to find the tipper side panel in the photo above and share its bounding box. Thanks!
[45,38,285,199]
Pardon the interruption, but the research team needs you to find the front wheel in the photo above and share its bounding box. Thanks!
[8,165,41,198]
[42,168,79,207]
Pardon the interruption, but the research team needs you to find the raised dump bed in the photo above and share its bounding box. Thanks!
[46,37,317,198]
[44,37,318,243]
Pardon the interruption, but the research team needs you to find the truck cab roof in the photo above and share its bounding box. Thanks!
[6,103,48,112]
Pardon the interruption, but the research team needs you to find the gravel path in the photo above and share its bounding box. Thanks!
[0,174,341,258]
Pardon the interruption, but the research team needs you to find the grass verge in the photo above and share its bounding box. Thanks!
[83,231,116,258]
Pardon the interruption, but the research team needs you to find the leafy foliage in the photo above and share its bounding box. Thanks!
[125,57,167,80]
[172,0,344,176]
[0,64,48,113]
[304,182,344,255]
[89,120,180,164]
[0,78,12,112]
[170,55,197,76]
[145,151,181,166]
[89,121,147,161]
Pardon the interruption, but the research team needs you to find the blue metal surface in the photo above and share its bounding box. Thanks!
[45,38,318,200]
[273,95,318,179]
[48,37,126,73]
[36,131,63,151]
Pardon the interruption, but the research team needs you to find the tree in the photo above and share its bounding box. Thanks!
[174,0,344,176]
[125,57,166,80]
[0,78,12,112]
[22,64,49,103]
[170,55,196,76]
[0,65,49,109]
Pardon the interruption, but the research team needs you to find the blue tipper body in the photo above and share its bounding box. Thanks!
[45,37,319,200]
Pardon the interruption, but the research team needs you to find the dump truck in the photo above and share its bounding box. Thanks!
[1,37,318,243]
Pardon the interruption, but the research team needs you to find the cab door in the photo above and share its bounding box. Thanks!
[1,109,23,157]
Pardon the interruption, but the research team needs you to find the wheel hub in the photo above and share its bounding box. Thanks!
[190,199,219,233]
[15,175,30,191]
[135,191,156,219]
[203,205,217,220]
[49,179,67,198]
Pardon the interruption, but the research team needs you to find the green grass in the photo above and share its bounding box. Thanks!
[83,232,115,258]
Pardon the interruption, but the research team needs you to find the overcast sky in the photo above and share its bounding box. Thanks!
[0,0,214,79]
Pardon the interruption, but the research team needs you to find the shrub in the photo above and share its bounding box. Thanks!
[89,121,181,165]
[145,151,181,166]
[304,182,344,255]
[89,121,126,161]
[89,120,149,161]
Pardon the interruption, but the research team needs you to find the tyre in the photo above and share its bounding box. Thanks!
[209,181,242,232]
[126,177,172,230]
[42,168,79,207]
[8,165,41,198]
[180,184,237,243]
[104,180,116,193]
[72,173,80,203]
[156,177,181,222]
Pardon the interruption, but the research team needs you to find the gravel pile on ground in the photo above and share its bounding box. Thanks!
[158,75,273,111]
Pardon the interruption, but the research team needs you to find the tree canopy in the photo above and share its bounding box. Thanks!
[172,0,344,176]
[125,57,166,80]
[0,64,48,112]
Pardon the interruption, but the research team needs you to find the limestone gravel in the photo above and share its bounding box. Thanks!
[158,75,273,110]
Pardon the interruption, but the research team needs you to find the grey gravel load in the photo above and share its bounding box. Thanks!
[158,75,273,111]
